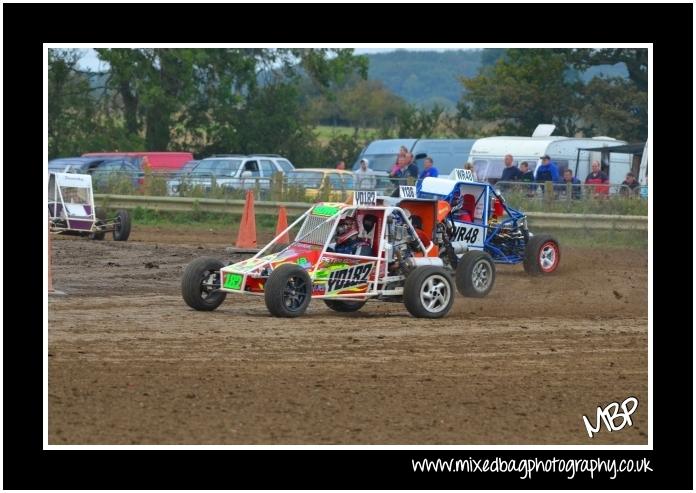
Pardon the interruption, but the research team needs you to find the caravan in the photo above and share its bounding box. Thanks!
[467,125,633,184]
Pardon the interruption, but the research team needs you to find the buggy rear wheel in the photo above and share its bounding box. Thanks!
[264,264,312,317]
[181,257,227,311]
[455,251,496,298]
[403,266,454,318]
[112,209,131,241]
[523,234,560,275]
[323,299,366,312]
[89,207,106,240]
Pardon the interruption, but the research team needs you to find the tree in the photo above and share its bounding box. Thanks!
[459,49,582,136]
[394,104,448,138]
[579,78,647,142]
[48,49,99,157]
[568,48,648,141]
[94,48,368,152]
[568,48,647,92]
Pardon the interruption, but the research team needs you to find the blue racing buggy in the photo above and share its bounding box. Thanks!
[416,169,561,280]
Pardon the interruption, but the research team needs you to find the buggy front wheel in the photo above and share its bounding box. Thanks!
[264,264,312,317]
[182,257,227,311]
[112,209,131,241]
[404,266,454,318]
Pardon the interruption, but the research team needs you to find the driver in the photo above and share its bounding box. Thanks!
[334,217,372,256]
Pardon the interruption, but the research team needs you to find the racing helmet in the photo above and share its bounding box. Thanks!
[336,217,359,243]
[362,214,378,234]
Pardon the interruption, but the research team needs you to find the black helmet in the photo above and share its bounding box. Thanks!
[362,214,378,233]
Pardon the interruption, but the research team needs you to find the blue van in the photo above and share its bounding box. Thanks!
[352,138,476,180]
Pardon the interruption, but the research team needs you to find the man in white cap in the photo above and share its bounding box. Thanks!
[355,158,376,190]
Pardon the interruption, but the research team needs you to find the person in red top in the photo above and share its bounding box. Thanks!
[585,160,609,196]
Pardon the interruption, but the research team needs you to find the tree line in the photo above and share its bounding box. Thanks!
[48,48,647,167]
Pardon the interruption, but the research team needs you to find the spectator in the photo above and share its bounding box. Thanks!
[620,172,640,196]
[535,154,560,183]
[418,156,438,180]
[519,162,534,182]
[561,168,582,199]
[389,155,407,186]
[585,160,609,196]
[405,152,419,179]
[336,160,346,170]
[355,158,376,190]
[500,154,522,182]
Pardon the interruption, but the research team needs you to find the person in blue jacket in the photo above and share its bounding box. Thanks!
[418,156,439,180]
[534,154,560,183]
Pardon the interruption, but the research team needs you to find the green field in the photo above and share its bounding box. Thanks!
[314,125,378,145]
[130,208,648,249]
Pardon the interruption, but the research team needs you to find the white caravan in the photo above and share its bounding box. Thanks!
[467,124,633,184]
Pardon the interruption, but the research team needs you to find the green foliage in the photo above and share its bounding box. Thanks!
[48,49,104,158]
[501,188,648,215]
[460,49,582,137]
[457,48,647,142]
[541,228,647,250]
[393,104,451,138]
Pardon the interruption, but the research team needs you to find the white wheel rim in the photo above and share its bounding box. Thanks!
[419,274,451,313]
[472,260,492,292]
[539,243,557,271]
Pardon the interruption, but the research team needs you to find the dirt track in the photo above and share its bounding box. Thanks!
[48,226,648,444]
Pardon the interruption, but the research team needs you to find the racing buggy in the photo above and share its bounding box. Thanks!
[416,169,560,276]
[182,193,495,318]
[48,172,131,241]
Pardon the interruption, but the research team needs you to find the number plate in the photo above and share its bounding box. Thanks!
[223,272,243,290]
[399,186,416,198]
[453,169,475,182]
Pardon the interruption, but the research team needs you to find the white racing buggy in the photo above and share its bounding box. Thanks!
[48,172,131,241]
[182,192,494,319]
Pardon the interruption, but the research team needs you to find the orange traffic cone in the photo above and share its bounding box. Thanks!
[275,206,290,243]
[235,190,257,248]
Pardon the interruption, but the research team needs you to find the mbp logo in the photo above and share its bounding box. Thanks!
[582,396,639,438]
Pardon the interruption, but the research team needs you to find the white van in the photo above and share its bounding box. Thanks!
[467,125,633,184]
[353,138,476,177]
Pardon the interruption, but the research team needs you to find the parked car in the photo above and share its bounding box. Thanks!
[167,155,295,196]
[284,169,355,201]
[48,156,143,190]
[49,157,116,173]
[81,152,194,173]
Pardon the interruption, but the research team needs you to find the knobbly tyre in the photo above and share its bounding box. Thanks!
[416,168,561,281]
[182,192,493,318]
[48,172,131,241]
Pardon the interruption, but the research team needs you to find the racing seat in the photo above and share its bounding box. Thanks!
[64,203,91,218]
[456,194,475,223]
